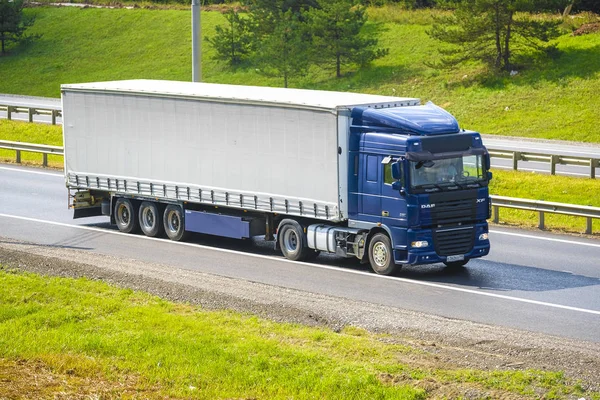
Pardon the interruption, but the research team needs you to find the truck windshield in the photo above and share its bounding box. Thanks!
[409,155,486,192]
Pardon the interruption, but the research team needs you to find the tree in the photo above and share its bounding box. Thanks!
[206,9,253,67]
[253,10,310,87]
[243,0,317,37]
[427,0,566,72]
[0,0,36,55]
[307,0,388,78]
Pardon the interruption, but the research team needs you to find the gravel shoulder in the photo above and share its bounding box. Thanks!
[1,238,599,392]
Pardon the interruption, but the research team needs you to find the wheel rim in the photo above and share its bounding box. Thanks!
[141,206,155,230]
[372,242,389,267]
[166,210,180,234]
[117,204,130,225]
[282,229,299,254]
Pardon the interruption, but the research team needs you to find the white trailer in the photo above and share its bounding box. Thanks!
[63,80,417,233]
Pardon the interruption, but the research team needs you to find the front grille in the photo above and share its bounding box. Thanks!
[429,191,477,225]
[433,226,475,256]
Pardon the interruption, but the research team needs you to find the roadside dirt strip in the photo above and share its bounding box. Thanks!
[1,238,599,391]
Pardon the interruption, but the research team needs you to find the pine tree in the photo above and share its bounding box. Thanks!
[206,9,253,67]
[307,0,388,78]
[427,0,567,72]
[253,10,310,88]
[0,0,36,55]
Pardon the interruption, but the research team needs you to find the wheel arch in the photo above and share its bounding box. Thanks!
[361,225,393,263]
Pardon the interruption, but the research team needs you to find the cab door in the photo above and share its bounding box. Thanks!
[358,154,382,223]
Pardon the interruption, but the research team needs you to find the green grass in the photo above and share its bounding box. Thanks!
[489,170,600,234]
[0,7,599,141]
[0,267,595,399]
[0,120,63,167]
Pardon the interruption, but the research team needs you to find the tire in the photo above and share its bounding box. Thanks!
[443,260,469,269]
[368,233,399,275]
[138,201,163,237]
[163,204,189,242]
[277,219,309,261]
[114,198,139,233]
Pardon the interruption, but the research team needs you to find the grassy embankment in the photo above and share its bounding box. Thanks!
[0,7,599,141]
[0,267,595,399]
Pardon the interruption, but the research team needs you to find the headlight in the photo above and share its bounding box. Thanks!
[479,233,489,241]
[411,240,429,248]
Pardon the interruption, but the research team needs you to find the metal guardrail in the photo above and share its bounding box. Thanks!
[0,140,63,167]
[1,140,599,234]
[1,103,598,178]
[0,104,62,125]
[491,195,600,234]
[488,149,599,179]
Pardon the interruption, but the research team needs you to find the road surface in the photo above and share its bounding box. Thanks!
[1,164,598,343]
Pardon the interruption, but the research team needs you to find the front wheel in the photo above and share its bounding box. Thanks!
[368,233,400,275]
[163,204,189,242]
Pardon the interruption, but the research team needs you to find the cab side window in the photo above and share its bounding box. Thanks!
[384,163,394,185]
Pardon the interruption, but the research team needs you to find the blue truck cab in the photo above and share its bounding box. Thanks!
[343,102,491,274]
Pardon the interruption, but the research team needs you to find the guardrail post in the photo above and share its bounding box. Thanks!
[16,150,21,164]
[586,218,593,235]
[512,151,520,171]
[51,110,57,125]
[7,106,12,121]
[550,155,558,175]
[43,153,48,167]
[591,159,597,179]
[28,108,34,123]
[493,205,499,223]
[538,211,545,230]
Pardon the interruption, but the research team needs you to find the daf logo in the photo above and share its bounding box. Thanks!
[421,204,435,209]
[476,198,486,203]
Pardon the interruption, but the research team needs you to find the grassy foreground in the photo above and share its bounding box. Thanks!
[1,120,599,235]
[0,267,594,399]
[0,7,599,142]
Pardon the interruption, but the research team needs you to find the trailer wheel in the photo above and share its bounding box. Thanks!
[115,198,139,233]
[443,260,468,269]
[278,220,309,261]
[368,233,399,275]
[139,201,163,237]
[163,204,188,241]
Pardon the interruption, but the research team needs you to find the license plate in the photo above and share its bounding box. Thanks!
[446,255,464,262]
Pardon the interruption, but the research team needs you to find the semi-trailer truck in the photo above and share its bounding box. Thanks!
[62,80,492,275]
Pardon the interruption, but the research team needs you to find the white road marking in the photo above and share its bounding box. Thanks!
[1,212,599,316]
[0,166,63,177]
[490,229,600,248]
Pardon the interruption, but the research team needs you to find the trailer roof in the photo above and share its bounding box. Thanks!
[61,80,420,111]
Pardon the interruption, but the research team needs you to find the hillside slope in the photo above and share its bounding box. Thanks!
[0,7,598,142]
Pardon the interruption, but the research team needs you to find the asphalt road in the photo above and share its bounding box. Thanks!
[1,164,599,343]
[0,94,62,124]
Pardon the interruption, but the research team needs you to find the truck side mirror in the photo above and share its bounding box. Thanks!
[485,152,491,170]
[391,162,402,180]
[487,171,493,181]
[392,181,402,191]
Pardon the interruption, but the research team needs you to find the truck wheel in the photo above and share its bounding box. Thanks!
[163,204,188,241]
[139,201,163,237]
[115,198,139,233]
[443,260,468,269]
[278,220,309,261]
[368,233,399,275]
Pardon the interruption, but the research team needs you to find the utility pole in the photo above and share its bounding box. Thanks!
[191,0,201,82]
